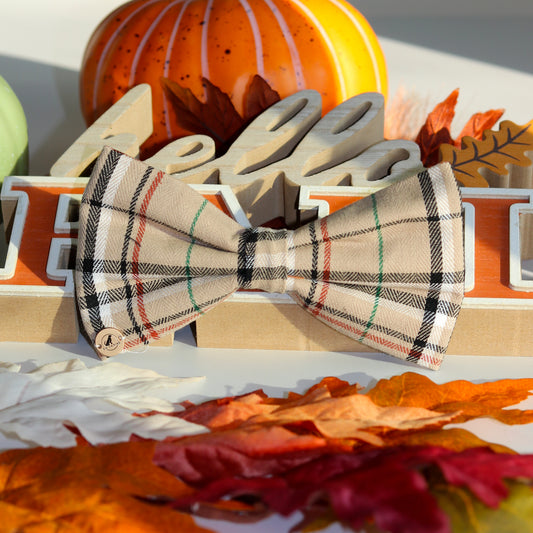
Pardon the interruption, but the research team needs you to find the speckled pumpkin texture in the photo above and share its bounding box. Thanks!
[80,0,388,155]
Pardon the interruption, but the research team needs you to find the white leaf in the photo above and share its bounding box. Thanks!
[0,359,207,449]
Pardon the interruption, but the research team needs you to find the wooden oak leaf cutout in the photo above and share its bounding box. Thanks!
[415,88,504,167]
[439,120,533,187]
[161,74,280,153]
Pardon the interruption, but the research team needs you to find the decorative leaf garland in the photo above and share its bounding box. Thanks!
[3,373,533,532]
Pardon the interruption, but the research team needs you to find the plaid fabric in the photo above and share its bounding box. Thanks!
[76,147,464,369]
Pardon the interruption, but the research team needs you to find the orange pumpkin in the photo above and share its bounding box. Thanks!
[80,0,388,155]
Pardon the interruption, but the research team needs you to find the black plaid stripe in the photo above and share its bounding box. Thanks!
[304,223,320,307]
[290,270,464,285]
[237,228,288,289]
[407,170,445,362]
[237,228,259,289]
[313,297,448,355]
[78,258,237,281]
[77,270,238,314]
[78,148,121,333]
[291,212,463,251]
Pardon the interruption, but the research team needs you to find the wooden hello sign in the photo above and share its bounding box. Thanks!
[1,85,533,356]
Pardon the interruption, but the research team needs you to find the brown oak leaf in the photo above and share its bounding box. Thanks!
[244,74,281,120]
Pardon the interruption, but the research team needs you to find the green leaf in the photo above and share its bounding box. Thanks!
[433,481,533,533]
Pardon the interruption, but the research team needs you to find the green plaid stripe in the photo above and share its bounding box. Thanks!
[186,199,209,314]
[360,193,384,342]
[76,148,465,369]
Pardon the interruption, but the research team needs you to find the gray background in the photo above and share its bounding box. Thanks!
[349,0,533,75]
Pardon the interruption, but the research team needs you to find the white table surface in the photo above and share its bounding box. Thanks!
[2,3,533,531]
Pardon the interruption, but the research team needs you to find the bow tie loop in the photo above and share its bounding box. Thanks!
[237,227,291,294]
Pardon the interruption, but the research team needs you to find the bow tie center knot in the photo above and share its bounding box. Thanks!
[237,227,293,293]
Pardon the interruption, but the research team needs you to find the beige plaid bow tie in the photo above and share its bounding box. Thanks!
[76,147,464,369]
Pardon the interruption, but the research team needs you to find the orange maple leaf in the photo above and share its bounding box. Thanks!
[414,89,504,167]
[0,441,210,533]
[366,372,533,425]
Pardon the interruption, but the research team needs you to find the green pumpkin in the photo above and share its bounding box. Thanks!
[0,75,28,183]
[0,75,27,263]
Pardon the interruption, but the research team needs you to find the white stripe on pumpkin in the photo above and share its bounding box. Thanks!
[289,0,347,100]
[239,0,265,78]
[163,0,193,138]
[200,0,215,96]
[327,0,383,94]
[129,0,183,86]
[262,0,305,89]
[92,0,161,109]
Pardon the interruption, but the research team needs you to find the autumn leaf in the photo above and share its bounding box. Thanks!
[244,386,458,439]
[415,89,457,166]
[161,76,244,147]
[178,390,271,429]
[440,119,533,187]
[159,375,525,489]
[178,377,458,436]
[171,446,533,533]
[153,425,343,485]
[413,89,503,167]
[0,441,211,533]
[161,74,280,152]
[432,446,533,507]
[0,359,205,450]
[456,109,506,143]
[388,427,513,454]
[434,481,533,533]
[366,372,533,426]
[165,377,462,481]
[5,374,533,532]
[243,74,281,120]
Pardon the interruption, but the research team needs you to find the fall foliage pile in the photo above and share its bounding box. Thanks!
[2,372,533,532]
